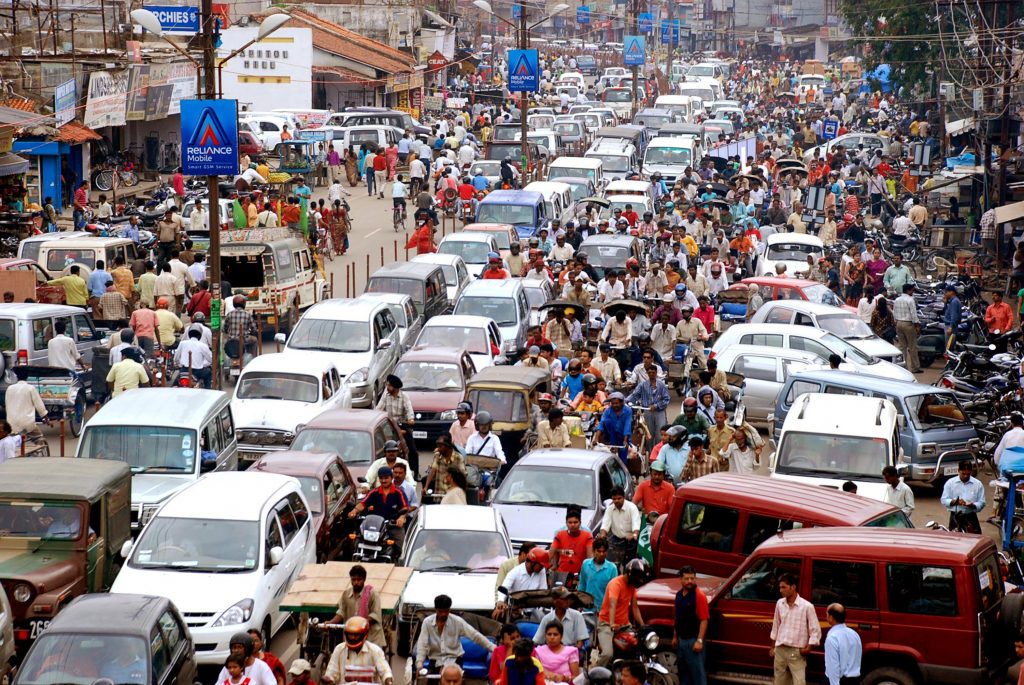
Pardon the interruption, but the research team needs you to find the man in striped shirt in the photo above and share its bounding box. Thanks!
[769,572,820,685]
[893,283,921,373]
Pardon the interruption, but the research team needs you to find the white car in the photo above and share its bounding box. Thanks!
[414,314,505,371]
[757,233,823,277]
[436,233,502,279]
[712,323,914,382]
[356,292,424,354]
[411,253,473,307]
[396,505,513,646]
[749,300,904,365]
[232,353,351,463]
[112,472,316,665]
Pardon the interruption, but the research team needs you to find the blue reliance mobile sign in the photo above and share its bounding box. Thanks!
[142,5,200,34]
[181,99,239,176]
[638,12,653,34]
[623,36,645,66]
[508,49,539,93]
[577,5,589,23]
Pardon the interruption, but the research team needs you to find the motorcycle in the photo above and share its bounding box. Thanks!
[608,625,673,685]
[350,514,400,563]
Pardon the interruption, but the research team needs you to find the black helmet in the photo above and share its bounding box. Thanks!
[582,373,597,385]
[586,667,613,685]
[475,411,493,427]
[229,632,255,657]
[121,346,145,364]
[625,558,650,586]
[383,440,400,451]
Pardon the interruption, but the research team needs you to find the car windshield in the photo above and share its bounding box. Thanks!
[79,426,198,473]
[637,114,671,127]
[476,204,536,227]
[549,166,594,181]
[707,120,735,134]
[524,285,549,308]
[237,372,320,403]
[471,163,501,178]
[777,432,890,479]
[645,146,692,165]
[819,331,874,364]
[393,361,463,392]
[405,530,509,571]
[905,393,968,429]
[491,127,519,141]
[767,242,821,262]
[287,318,370,353]
[564,181,592,201]
[454,296,517,326]
[607,200,645,216]
[494,466,595,508]
[19,634,148,685]
[579,244,629,267]
[689,65,715,76]
[439,240,491,265]
[530,116,554,128]
[678,88,713,101]
[418,326,488,354]
[0,501,82,540]
[604,90,631,103]
[801,283,845,308]
[588,154,629,172]
[553,123,581,137]
[292,428,374,464]
[467,388,529,422]
[296,477,324,514]
[817,313,874,340]
[129,517,259,572]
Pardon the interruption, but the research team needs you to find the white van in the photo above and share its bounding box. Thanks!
[584,139,638,181]
[547,156,605,189]
[523,181,575,227]
[643,136,699,185]
[112,472,316,665]
[677,82,715,110]
[240,114,295,153]
[771,393,905,502]
[653,95,693,124]
[557,72,586,91]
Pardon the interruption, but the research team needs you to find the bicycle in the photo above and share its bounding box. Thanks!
[92,154,139,192]
[317,228,334,262]
[393,200,407,232]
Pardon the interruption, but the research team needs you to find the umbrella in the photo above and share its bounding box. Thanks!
[538,299,588,322]
[579,196,611,208]
[602,298,648,315]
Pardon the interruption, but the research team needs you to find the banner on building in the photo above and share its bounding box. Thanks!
[181,99,238,176]
[424,95,443,112]
[577,6,589,24]
[623,36,645,66]
[146,62,197,121]
[83,70,129,129]
[142,5,200,34]
[638,12,653,33]
[54,79,76,128]
[125,65,150,122]
[508,49,539,93]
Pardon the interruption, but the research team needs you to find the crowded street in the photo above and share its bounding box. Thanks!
[1,2,1024,685]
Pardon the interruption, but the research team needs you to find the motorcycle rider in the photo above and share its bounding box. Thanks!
[347,466,409,545]
[322,617,393,685]
[594,558,648,667]
[493,547,551,618]
[217,632,277,685]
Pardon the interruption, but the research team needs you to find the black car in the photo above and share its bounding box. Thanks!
[14,594,198,685]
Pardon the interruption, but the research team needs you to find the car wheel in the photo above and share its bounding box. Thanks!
[861,667,917,685]
[396,620,412,658]
[1000,591,1024,638]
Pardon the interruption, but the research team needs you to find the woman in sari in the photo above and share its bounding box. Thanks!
[385,142,399,181]
[344,148,360,187]
[329,199,348,256]
[865,246,888,295]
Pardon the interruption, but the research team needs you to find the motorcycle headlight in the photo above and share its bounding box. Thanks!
[348,368,369,384]
[440,410,457,421]
[12,582,32,603]
[644,631,660,651]
[364,530,381,542]
[211,598,254,627]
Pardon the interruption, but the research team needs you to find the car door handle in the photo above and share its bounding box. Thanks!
[855,623,875,631]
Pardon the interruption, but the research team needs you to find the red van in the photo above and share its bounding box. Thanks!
[640,528,1019,685]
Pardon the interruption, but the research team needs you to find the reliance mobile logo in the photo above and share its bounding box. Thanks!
[626,39,643,58]
[512,53,534,78]
[187,106,234,154]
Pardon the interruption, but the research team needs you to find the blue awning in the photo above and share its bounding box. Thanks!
[0,152,30,177]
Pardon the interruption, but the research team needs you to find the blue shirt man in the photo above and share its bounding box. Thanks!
[943,287,962,339]
[654,428,690,481]
[940,460,986,533]
[561,371,585,400]
[87,264,110,298]
[578,546,618,614]
[472,172,489,191]
[596,393,633,461]
[824,605,862,685]
[398,136,411,155]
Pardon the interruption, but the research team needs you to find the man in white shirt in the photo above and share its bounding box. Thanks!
[328,179,351,204]
[4,379,46,438]
[599,487,641,544]
[173,329,213,388]
[409,157,427,193]
[236,167,267,187]
[187,312,214,348]
[493,548,551,615]
[892,210,914,238]
[464,412,506,462]
[168,250,195,314]
[457,142,476,168]
[597,271,625,303]
[47,320,84,372]
[548,233,575,261]
[189,199,207,230]
[881,466,915,518]
[187,254,207,285]
[0,420,21,464]
[995,413,1024,467]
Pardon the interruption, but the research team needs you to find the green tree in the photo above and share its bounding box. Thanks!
[837,0,939,93]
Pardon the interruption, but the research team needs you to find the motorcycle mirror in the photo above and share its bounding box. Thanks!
[990,344,997,351]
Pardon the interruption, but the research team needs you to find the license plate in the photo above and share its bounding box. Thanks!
[943,464,960,476]
[29,620,50,639]
[412,431,428,439]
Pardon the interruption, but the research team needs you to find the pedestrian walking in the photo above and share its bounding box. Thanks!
[768,572,820,685]
[672,565,708,685]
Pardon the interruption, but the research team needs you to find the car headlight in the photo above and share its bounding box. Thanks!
[348,368,369,384]
[12,583,32,603]
[211,598,254,627]
[440,410,457,421]
[644,630,660,651]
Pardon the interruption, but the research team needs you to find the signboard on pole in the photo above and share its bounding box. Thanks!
[181,99,239,176]
[577,5,589,23]
[83,70,129,129]
[623,36,645,66]
[427,51,448,70]
[822,119,838,141]
[511,4,522,19]
[54,79,76,128]
[142,5,200,34]
[660,19,679,44]
[508,49,539,93]
[638,12,653,33]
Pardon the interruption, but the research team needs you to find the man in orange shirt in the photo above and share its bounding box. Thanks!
[481,254,509,279]
[282,197,301,230]
[595,559,647,666]
[985,291,1014,336]
[632,462,673,518]
[550,505,593,574]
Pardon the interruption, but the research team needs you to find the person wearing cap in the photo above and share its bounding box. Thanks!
[538,406,572,449]
[365,439,411,490]
[633,460,674,517]
[482,253,510,280]
[449,402,475,449]
[654,425,690,482]
[594,392,633,462]
[465,411,506,463]
[672,396,712,437]
[533,585,589,649]
[575,252,599,282]
[519,345,551,374]
[626,365,670,438]
[745,283,764,322]
[286,659,314,685]
[375,374,418,472]
[348,464,409,530]
[495,548,551,616]
[425,434,467,496]
[652,293,683,327]
[564,276,592,309]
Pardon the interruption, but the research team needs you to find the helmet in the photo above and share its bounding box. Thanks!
[229,632,255,657]
[475,411,493,426]
[626,257,639,269]
[664,201,674,209]
[587,667,613,685]
[343,616,370,650]
[625,558,650,586]
[675,283,687,293]
[383,440,400,451]
[582,373,597,385]
[683,397,698,409]
[456,402,473,414]
[526,547,552,569]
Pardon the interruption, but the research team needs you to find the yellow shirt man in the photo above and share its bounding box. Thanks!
[154,309,183,347]
[48,274,88,306]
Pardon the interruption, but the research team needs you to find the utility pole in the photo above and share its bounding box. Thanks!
[201,0,224,389]
[997,0,1013,207]
[519,5,529,175]
[629,0,638,117]
[664,0,673,85]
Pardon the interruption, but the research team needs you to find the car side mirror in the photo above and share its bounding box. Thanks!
[378,339,393,351]
[602,498,612,509]
[121,540,133,559]
[274,333,286,344]
[268,546,284,567]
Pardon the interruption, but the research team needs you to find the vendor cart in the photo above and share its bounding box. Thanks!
[12,365,86,438]
[280,561,413,663]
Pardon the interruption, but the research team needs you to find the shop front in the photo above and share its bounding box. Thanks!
[0,124,36,245]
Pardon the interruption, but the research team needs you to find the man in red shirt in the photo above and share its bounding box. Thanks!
[481,254,509,279]
[595,559,647,666]
[621,204,639,227]
[632,462,673,517]
[672,565,710,683]
[373,153,388,199]
[550,505,593,574]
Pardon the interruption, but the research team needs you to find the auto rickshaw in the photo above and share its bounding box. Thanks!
[463,366,552,474]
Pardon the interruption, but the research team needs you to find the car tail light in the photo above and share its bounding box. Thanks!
[15,628,29,641]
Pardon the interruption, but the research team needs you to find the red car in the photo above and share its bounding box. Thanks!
[238,131,263,156]
[392,346,476,446]
[0,258,65,304]
[290,409,407,483]
[250,450,358,561]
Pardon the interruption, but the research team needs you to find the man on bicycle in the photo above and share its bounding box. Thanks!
[391,174,408,218]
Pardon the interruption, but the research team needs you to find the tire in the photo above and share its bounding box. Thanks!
[1000,590,1024,637]
[121,171,139,188]
[902,247,918,263]
[918,352,936,368]
[924,254,939,273]
[94,170,113,192]
[861,666,917,685]
[396,619,412,658]
[70,396,85,437]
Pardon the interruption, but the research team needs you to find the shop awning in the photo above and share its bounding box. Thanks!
[946,118,975,136]
[54,121,102,145]
[995,200,1024,225]
[0,152,30,176]
[0,106,51,127]
[312,66,381,87]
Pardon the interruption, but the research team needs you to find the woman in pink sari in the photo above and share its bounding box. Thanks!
[865,245,888,295]
[385,142,399,181]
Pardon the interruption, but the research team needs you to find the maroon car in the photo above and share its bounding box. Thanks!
[392,346,476,446]
[289,409,406,483]
[250,450,358,561]
[238,131,262,156]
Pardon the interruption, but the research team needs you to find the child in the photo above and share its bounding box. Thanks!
[95,193,113,221]
[223,654,249,685]
[489,624,521,685]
